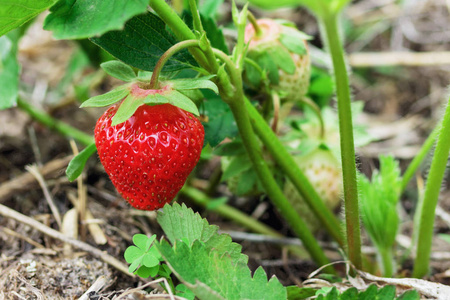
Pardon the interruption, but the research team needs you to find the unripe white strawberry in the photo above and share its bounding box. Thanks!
[244,19,311,102]
[283,148,342,231]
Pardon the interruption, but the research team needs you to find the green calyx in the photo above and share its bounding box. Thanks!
[81,60,218,126]
[244,20,311,89]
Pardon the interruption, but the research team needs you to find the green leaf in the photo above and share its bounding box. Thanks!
[90,12,196,72]
[0,34,19,109]
[0,0,57,37]
[80,86,129,108]
[100,60,136,82]
[136,265,159,278]
[65,143,97,182]
[202,91,239,147]
[213,140,246,156]
[170,76,218,94]
[142,91,199,116]
[286,286,316,299]
[43,0,148,40]
[359,156,402,250]
[279,28,311,55]
[176,283,196,300]
[397,290,420,300]
[340,287,358,300]
[267,44,296,74]
[358,284,378,300]
[255,51,279,84]
[221,154,253,181]
[156,240,286,300]
[199,0,225,18]
[157,203,247,264]
[377,285,396,298]
[111,94,144,126]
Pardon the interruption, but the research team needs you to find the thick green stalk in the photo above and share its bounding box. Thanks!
[321,13,362,269]
[413,97,450,278]
[401,124,440,193]
[212,49,334,271]
[379,247,394,278]
[229,97,334,272]
[17,98,94,146]
[149,0,209,68]
[245,100,344,248]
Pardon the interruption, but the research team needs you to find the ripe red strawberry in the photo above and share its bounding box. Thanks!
[283,148,342,231]
[95,103,204,211]
[244,18,311,102]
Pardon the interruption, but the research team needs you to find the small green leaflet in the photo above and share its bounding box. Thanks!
[144,90,200,116]
[66,143,97,182]
[0,0,57,37]
[279,32,309,55]
[43,0,148,40]
[100,60,136,82]
[111,93,144,126]
[124,234,161,278]
[221,154,253,181]
[169,76,218,94]
[80,86,129,108]
[267,44,296,74]
[0,33,19,109]
[91,12,196,72]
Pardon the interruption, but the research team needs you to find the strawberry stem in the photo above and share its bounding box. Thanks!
[413,96,450,278]
[245,99,345,248]
[401,124,439,193]
[321,13,362,270]
[212,47,335,273]
[149,39,201,89]
[247,11,263,38]
[17,97,94,146]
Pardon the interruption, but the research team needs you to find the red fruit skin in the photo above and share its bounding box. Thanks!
[95,103,204,210]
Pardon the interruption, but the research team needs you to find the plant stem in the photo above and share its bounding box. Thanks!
[245,100,344,248]
[149,0,209,68]
[401,124,440,193]
[17,98,94,146]
[413,97,450,278]
[149,39,200,89]
[213,50,334,272]
[247,11,263,37]
[188,0,203,33]
[321,13,362,269]
[379,247,394,278]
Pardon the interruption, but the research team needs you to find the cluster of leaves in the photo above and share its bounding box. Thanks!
[124,204,420,300]
[125,203,286,300]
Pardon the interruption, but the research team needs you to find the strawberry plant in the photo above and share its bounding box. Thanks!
[2,0,450,298]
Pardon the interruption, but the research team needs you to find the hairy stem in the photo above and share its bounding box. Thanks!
[413,97,450,278]
[17,98,94,146]
[321,13,362,269]
[149,40,200,89]
[214,51,334,272]
[401,124,440,193]
[245,100,345,248]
